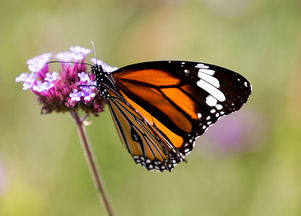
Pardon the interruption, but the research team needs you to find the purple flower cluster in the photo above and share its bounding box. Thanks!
[16,46,117,115]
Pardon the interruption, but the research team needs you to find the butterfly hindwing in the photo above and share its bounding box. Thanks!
[107,90,182,171]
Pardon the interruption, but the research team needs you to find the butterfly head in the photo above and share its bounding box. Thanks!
[91,63,116,99]
[91,64,104,76]
[91,64,106,85]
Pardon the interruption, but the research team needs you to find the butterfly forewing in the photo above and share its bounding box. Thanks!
[111,61,251,158]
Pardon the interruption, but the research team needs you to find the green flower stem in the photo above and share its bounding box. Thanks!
[70,111,115,216]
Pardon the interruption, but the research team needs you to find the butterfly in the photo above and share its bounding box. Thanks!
[91,60,252,172]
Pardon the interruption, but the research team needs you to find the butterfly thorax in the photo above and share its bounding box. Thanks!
[91,64,115,99]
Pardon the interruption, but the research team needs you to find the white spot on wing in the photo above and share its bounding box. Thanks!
[216,104,223,110]
[198,72,220,88]
[195,63,209,69]
[197,80,226,101]
[198,68,215,76]
[206,95,217,106]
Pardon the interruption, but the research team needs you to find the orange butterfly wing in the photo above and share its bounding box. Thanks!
[106,61,251,171]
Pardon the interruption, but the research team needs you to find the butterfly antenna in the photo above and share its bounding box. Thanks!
[91,41,98,64]
[46,60,93,67]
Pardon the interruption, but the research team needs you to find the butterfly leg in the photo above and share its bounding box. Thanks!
[89,90,102,107]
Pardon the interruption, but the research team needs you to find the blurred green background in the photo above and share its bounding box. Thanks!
[1,0,301,215]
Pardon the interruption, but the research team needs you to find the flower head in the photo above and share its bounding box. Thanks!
[16,46,117,115]
[16,72,37,90]
[70,46,91,56]
[27,53,52,72]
